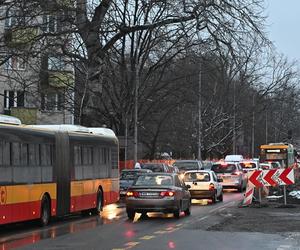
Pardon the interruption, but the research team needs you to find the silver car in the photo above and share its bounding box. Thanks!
[211,161,247,192]
[125,173,191,220]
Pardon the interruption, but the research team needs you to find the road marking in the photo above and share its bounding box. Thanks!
[139,235,155,240]
[112,248,125,250]
[209,201,236,213]
[124,242,140,247]
[197,215,209,221]
[277,245,293,250]
[154,230,167,234]
[176,223,183,227]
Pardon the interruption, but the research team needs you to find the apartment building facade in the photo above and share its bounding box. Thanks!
[0,2,74,125]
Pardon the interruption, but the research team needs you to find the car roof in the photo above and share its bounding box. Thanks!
[184,170,212,174]
[213,161,238,164]
[121,169,151,172]
[142,162,164,165]
[136,172,176,176]
[173,160,201,163]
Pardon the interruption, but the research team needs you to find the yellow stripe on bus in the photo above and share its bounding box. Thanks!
[71,178,119,196]
[2,183,56,205]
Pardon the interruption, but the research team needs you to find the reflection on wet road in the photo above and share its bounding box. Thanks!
[0,191,242,250]
[0,203,125,250]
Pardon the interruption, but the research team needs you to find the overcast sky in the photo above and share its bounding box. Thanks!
[266,0,300,62]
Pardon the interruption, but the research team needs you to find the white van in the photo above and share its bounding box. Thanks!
[224,155,244,162]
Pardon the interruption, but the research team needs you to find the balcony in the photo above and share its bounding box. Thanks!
[10,107,38,124]
[48,71,74,88]
[4,27,38,48]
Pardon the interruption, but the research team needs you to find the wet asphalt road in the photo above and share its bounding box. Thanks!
[1,191,299,250]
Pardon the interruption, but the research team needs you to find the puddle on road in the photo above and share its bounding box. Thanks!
[0,204,124,250]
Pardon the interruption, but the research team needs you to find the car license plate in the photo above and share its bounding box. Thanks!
[139,192,157,197]
[120,191,127,195]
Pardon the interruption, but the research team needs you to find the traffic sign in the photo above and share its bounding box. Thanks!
[248,168,295,187]
[248,170,263,188]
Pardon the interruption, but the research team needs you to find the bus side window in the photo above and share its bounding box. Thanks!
[12,142,21,166]
[111,147,118,169]
[99,147,109,178]
[0,141,12,184]
[28,144,41,183]
[74,145,83,180]
[82,146,93,179]
[41,144,53,182]
[12,142,23,183]
[93,147,100,178]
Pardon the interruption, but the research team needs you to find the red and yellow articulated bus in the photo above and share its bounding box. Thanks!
[0,121,119,226]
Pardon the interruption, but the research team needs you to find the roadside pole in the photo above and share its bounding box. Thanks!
[283,185,287,205]
[258,187,262,204]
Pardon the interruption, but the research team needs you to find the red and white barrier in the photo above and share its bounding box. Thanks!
[241,186,254,206]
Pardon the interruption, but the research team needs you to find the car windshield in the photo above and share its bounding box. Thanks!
[211,164,237,173]
[184,172,210,182]
[134,175,173,186]
[141,164,164,172]
[240,162,256,169]
[120,171,140,180]
[173,162,199,171]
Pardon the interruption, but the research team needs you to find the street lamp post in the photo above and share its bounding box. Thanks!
[233,80,236,154]
[251,94,255,157]
[197,59,202,161]
[133,66,139,164]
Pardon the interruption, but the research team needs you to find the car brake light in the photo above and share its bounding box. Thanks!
[160,191,175,197]
[126,191,139,198]
[209,183,215,191]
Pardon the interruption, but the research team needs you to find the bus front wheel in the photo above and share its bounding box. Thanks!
[39,196,50,226]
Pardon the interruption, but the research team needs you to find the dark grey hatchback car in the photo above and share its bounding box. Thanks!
[125,173,191,220]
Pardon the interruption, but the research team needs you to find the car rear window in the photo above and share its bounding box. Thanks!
[260,164,271,170]
[173,162,199,171]
[240,162,256,169]
[120,171,139,180]
[134,175,173,186]
[211,164,237,173]
[271,162,280,168]
[141,164,164,172]
[184,172,210,182]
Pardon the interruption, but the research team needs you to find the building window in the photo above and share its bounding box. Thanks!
[5,56,26,70]
[5,9,28,29]
[42,15,58,33]
[41,92,64,111]
[5,9,18,28]
[48,56,65,71]
[4,90,25,109]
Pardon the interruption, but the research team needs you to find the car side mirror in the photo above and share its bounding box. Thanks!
[185,184,191,189]
[217,178,223,182]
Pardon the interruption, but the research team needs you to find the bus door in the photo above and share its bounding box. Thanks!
[55,132,71,216]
